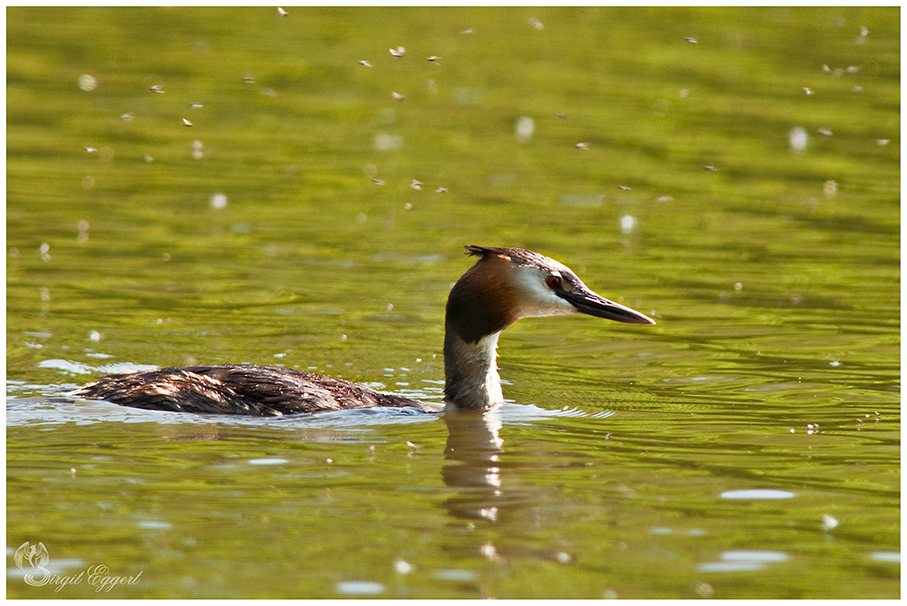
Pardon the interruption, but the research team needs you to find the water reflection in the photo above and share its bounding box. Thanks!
[441,408,505,522]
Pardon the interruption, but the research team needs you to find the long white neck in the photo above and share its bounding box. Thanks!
[443,330,504,411]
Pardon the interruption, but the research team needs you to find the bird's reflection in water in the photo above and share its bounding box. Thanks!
[441,407,510,523]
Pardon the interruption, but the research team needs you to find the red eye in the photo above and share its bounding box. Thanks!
[545,275,561,289]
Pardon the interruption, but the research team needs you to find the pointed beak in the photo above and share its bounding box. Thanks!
[556,289,656,325]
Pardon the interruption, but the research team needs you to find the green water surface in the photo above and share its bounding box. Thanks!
[7,7,899,599]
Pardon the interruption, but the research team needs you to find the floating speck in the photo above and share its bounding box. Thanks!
[210,193,228,209]
[394,560,414,574]
[721,488,795,500]
[515,116,535,143]
[277,7,288,17]
[249,458,288,466]
[823,180,837,198]
[723,550,789,563]
[695,583,714,598]
[528,17,544,31]
[373,133,402,151]
[869,552,899,563]
[620,215,637,234]
[433,569,478,582]
[461,28,475,34]
[88,330,101,342]
[78,74,98,92]
[137,520,172,530]
[336,580,384,595]
[877,139,889,146]
[734,282,742,291]
[192,140,205,160]
[698,551,789,573]
[788,126,808,152]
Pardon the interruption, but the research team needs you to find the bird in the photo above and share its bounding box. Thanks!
[73,246,655,416]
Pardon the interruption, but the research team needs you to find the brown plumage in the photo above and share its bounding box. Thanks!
[76,364,434,416]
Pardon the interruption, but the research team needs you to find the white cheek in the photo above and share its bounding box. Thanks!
[512,267,577,318]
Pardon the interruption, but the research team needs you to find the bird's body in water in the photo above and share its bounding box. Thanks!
[73,246,655,416]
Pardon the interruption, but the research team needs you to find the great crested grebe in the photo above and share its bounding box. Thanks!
[74,246,655,416]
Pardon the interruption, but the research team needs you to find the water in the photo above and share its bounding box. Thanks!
[7,7,899,598]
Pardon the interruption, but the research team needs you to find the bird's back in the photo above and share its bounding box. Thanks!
[74,364,437,416]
